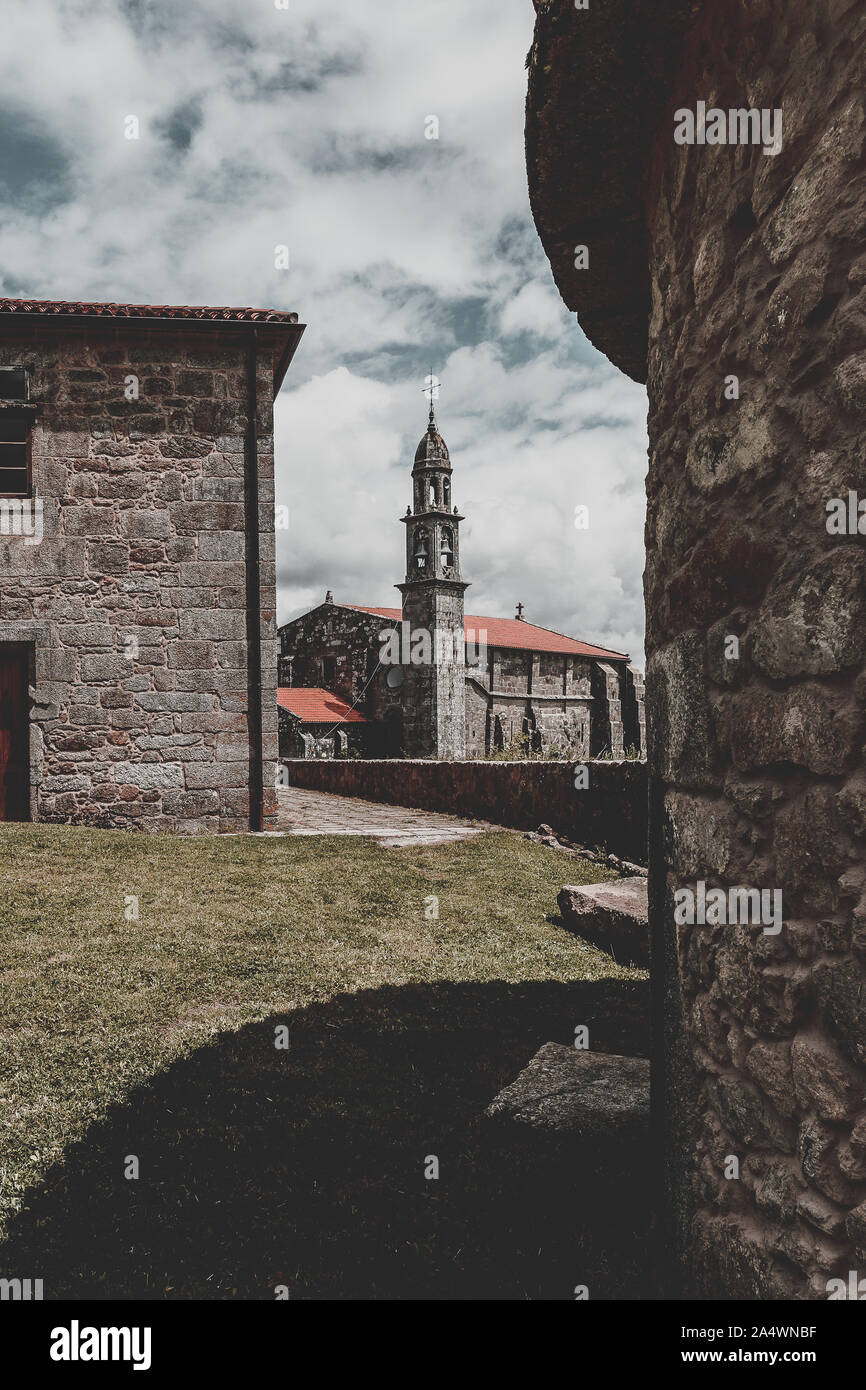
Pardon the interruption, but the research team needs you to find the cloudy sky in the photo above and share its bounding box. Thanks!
[0,0,648,662]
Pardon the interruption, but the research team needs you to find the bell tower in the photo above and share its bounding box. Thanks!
[396,390,468,759]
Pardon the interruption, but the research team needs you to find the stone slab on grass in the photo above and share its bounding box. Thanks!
[484,1042,650,1146]
[558,876,649,966]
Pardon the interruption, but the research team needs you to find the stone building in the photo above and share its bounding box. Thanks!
[278,407,644,760]
[277,686,369,759]
[526,0,866,1298]
[0,296,303,833]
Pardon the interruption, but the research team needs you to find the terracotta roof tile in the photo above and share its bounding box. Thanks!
[277,687,368,723]
[348,605,629,661]
[0,297,298,323]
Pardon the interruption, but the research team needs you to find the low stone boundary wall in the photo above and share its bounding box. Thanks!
[282,759,648,863]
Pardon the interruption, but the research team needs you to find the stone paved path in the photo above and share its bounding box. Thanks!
[276,786,490,847]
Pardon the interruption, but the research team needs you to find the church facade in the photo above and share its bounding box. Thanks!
[278,408,644,761]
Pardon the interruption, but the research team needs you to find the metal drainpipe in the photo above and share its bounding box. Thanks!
[244,328,264,831]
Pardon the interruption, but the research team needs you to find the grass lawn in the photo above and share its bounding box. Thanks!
[0,823,650,1300]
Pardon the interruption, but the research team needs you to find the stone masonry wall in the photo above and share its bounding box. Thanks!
[590,662,625,759]
[0,327,278,834]
[284,756,648,864]
[401,586,467,760]
[646,0,866,1297]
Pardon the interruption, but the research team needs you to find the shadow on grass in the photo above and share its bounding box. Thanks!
[0,977,655,1301]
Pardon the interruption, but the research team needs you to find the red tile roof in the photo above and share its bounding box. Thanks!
[0,297,299,323]
[348,606,629,661]
[277,687,368,724]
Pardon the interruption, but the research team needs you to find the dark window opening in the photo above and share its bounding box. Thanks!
[0,368,28,402]
[0,643,31,821]
[0,412,31,497]
[323,656,337,686]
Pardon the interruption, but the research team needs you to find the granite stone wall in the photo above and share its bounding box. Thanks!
[526,0,866,1299]
[283,756,648,863]
[0,327,280,834]
[646,0,866,1299]
[400,585,467,760]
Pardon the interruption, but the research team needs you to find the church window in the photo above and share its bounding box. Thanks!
[323,656,337,685]
[0,410,31,497]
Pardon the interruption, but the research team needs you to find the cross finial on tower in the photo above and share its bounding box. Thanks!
[422,368,441,424]
[516,601,525,620]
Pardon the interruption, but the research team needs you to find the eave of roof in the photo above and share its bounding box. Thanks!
[0,298,305,397]
[0,298,299,323]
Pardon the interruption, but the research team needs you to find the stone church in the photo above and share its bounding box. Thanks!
[278,406,644,760]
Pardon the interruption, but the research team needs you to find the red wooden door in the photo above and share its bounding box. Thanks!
[0,648,29,821]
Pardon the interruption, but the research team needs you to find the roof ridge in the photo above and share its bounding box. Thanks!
[462,609,628,655]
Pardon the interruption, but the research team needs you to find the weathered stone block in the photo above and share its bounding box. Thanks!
[179,609,246,640]
[814,959,866,1068]
[731,683,862,776]
[123,509,172,540]
[707,1075,794,1154]
[751,550,866,680]
[846,1200,866,1262]
[111,762,184,790]
[80,653,130,682]
[198,531,245,562]
[754,1162,802,1226]
[484,1041,650,1146]
[184,761,248,789]
[774,785,849,915]
[61,503,118,538]
[799,1117,859,1205]
[745,1041,796,1120]
[647,632,719,788]
[162,789,220,817]
[557,877,648,965]
[169,502,244,532]
[791,1031,865,1123]
[167,640,214,670]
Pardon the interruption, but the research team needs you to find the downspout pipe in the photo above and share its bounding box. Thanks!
[244,328,264,831]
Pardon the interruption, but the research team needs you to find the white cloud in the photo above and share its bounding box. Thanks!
[499,281,570,340]
[1,0,648,663]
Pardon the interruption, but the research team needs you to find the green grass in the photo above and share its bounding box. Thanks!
[0,824,650,1299]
